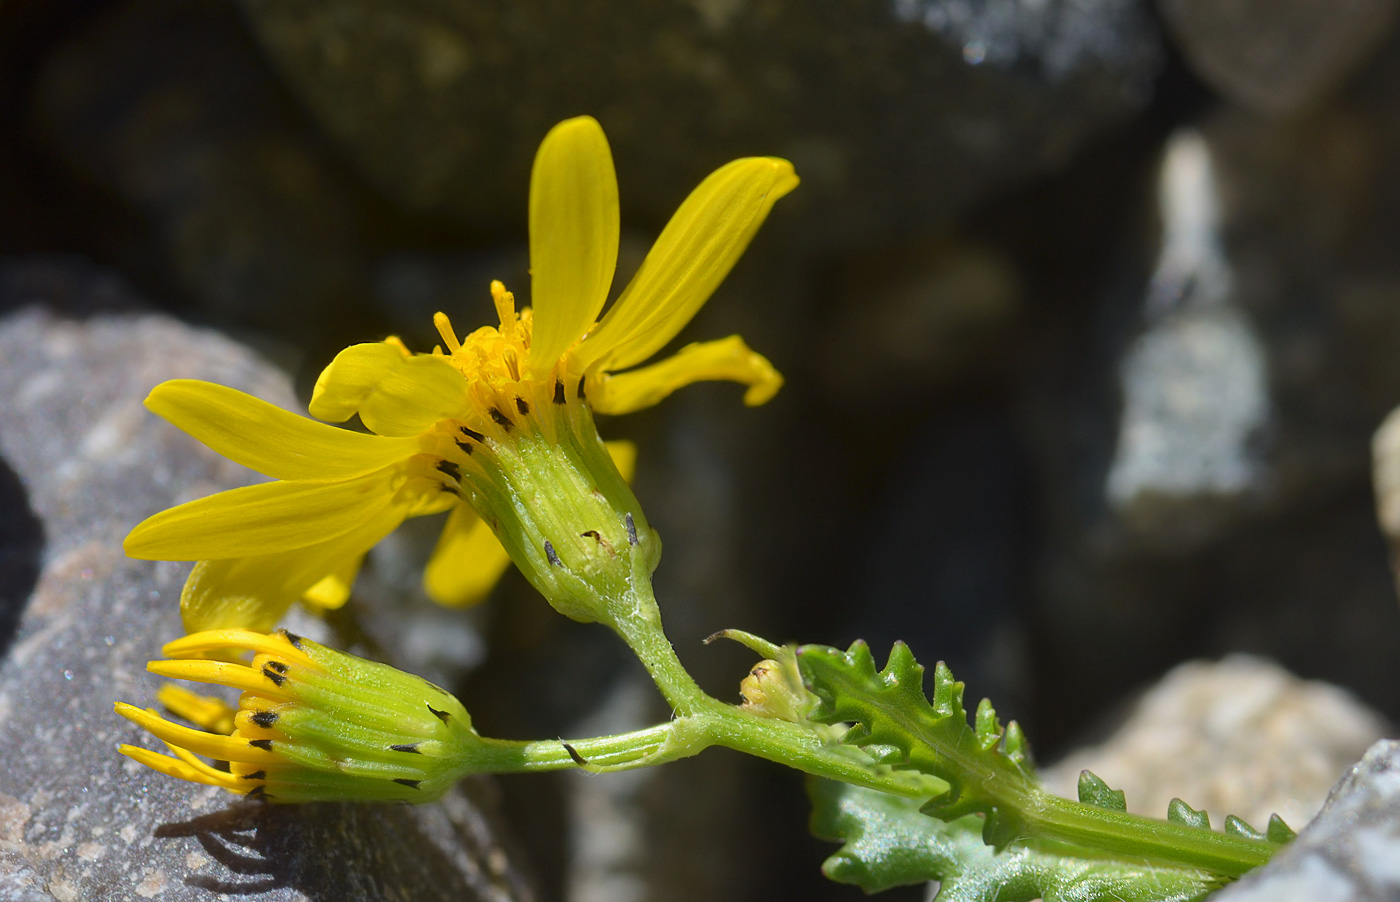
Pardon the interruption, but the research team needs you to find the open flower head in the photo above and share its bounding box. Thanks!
[123,116,797,631]
[116,629,484,802]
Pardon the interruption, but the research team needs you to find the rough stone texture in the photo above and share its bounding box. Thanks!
[0,263,530,901]
[1213,739,1400,901]
[1159,0,1399,114]
[1041,655,1389,831]
[238,0,1162,248]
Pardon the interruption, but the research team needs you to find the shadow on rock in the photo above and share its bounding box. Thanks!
[0,453,43,659]
[157,799,519,901]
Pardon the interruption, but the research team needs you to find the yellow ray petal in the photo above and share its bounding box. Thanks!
[576,157,798,372]
[603,439,637,482]
[123,468,399,561]
[528,116,620,374]
[161,628,313,665]
[178,504,407,633]
[156,684,238,734]
[301,552,366,611]
[115,702,277,762]
[309,342,472,437]
[423,503,512,608]
[118,744,241,790]
[162,741,253,789]
[146,380,418,480]
[590,336,784,415]
[146,660,296,698]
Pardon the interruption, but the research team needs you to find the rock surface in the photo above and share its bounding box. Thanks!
[1213,739,1400,901]
[1026,75,1400,736]
[1041,655,1389,831]
[238,0,1162,247]
[1160,0,1398,114]
[1372,404,1400,597]
[0,263,530,901]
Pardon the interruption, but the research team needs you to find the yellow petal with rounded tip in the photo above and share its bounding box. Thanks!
[309,342,472,437]
[161,628,312,664]
[115,702,277,762]
[590,336,784,415]
[178,504,407,633]
[145,380,418,480]
[577,157,798,372]
[423,503,512,607]
[301,553,365,610]
[124,468,400,561]
[528,116,620,374]
[156,684,238,734]
[603,439,638,482]
[146,660,296,698]
[118,744,241,789]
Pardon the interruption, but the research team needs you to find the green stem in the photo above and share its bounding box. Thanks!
[1018,790,1274,878]
[458,692,1270,877]
[692,699,944,798]
[576,572,1276,879]
[603,571,709,715]
[463,703,941,797]
[466,722,678,773]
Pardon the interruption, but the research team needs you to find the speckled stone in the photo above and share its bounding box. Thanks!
[1213,739,1400,901]
[238,0,1162,248]
[1041,655,1389,832]
[0,263,530,901]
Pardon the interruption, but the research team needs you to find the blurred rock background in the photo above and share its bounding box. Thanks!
[2,0,1400,899]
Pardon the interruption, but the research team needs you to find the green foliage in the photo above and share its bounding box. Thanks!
[797,640,1039,845]
[798,640,1292,890]
[809,779,1222,902]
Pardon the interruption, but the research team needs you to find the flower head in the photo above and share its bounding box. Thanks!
[123,116,797,631]
[116,629,484,802]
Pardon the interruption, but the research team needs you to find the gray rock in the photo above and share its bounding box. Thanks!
[1026,67,1400,727]
[0,263,530,901]
[1160,0,1399,114]
[1042,655,1388,832]
[1213,739,1400,901]
[1371,404,1400,596]
[238,0,1162,247]
[1104,129,1270,549]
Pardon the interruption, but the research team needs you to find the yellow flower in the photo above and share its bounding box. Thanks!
[116,629,483,802]
[123,116,797,632]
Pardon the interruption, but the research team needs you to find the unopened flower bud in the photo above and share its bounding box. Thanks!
[117,629,486,802]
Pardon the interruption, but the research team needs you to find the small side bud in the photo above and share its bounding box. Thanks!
[737,647,816,725]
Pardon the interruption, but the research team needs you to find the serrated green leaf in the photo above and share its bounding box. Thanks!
[1167,799,1211,830]
[1003,720,1030,767]
[797,640,1286,881]
[809,779,1222,902]
[1078,771,1128,812]
[798,641,1036,827]
[1224,815,1264,841]
[1266,814,1296,844]
[974,698,1002,752]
